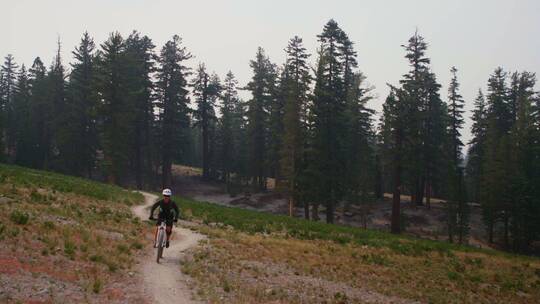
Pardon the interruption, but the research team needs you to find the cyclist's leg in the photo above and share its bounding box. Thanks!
[165,219,173,241]
[154,218,163,246]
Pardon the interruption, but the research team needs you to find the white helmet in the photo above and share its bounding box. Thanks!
[162,188,172,196]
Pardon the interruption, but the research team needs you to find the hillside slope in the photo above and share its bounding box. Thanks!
[0,165,147,303]
[177,197,540,303]
[1,164,539,304]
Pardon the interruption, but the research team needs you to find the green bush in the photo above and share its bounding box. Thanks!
[0,222,5,238]
[64,240,76,258]
[42,221,55,230]
[92,278,102,293]
[10,210,29,225]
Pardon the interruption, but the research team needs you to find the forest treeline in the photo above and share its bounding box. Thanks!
[0,20,538,252]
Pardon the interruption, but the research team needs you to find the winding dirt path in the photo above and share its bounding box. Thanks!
[132,192,205,304]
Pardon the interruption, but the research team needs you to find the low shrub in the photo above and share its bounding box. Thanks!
[10,210,29,225]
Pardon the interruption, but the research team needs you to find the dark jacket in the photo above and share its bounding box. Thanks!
[150,199,180,221]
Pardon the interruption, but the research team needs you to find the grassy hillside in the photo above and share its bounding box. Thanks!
[0,164,146,303]
[1,164,539,303]
[176,196,540,304]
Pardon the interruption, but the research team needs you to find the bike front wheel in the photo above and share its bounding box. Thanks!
[156,230,164,263]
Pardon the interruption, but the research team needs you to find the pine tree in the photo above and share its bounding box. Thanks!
[28,57,50,168]
[481,67,511,244]
[344,71,375,227]
[280,36,311,217]
[506,71,537,251]
[95,32,134,184]
[192,63,219,180]
[447,66,465,164]
[246,47,276,190]
[218,71,241,190]
[399,32,429,207]
[380,89,405,233]
[309,20,349,223]
[446,66,469,243]
[1,54,19,160]
[12,65,32,166]
[207,73,221,179]
[466,89,487,203]
[398,32,447,208]
[155,35,192,187]
[60,33,98,176]
[48,40,69,172]
[268,65,284,185]
[125,31,156,188]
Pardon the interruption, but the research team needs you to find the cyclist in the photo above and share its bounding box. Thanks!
[149,188,180,248]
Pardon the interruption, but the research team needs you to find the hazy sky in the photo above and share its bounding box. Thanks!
[3,0,540,144]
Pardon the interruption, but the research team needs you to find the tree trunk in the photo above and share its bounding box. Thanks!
[374,154,383,199]
[391,126,403,234]
[416,177,425,206]
[425,179,431,210]
[289,196,294,217]
[312,204,320,221]
[202,123,209,180]
[488,222,494,244]
[135,144,143,190]
[504,215,509,249]
[326,200,334,224]
[303,200,310,220]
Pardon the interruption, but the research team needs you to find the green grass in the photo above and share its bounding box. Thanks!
[175,195,534,259]
[0,163,142,203]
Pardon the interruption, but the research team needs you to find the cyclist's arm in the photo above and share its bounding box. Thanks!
[173,202,180,221]
[149,201,160,219]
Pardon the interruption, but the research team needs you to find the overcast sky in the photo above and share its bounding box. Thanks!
[3,0,540,144]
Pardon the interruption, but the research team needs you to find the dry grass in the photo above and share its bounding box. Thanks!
[0,168,147,303]
[181,225,540,304]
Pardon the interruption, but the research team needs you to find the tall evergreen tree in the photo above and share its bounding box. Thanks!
[447,66,465,164]
[218,71,241,190]
[481,67,511,243]
[380,89,406,233]
[280,36,311,217]
[268,65,284,185]
[95,32,134,184]
[12,65,32,166]
[60,33,98,176]
[1,54,19,160]
[192,63,219,180]
[344,71,375,226]
[446,66,469,243]
[309,20,349,223]
[48,40,69,172]
[506,71,537,251]
[399,32,446,208]
[246,47,276,190]
[125,31,156,188]
[466,89,488,203]
[27,57,50,168]
[155,35,192,187]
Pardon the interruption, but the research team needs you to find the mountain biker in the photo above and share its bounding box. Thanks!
[149,188,179,248]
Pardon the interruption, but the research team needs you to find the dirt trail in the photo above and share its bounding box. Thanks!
[132,192,205,304]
